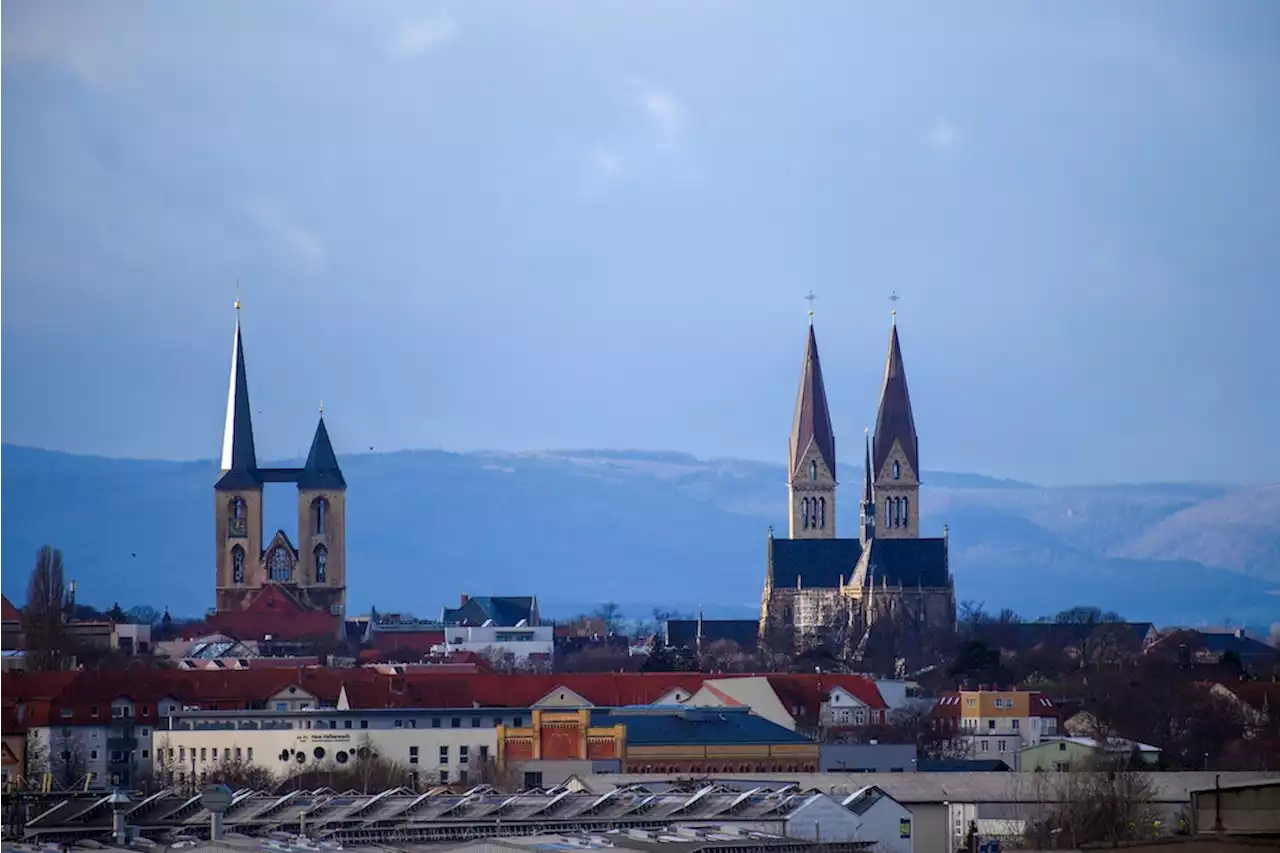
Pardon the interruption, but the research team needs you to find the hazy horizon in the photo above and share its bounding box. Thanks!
[4,1,1279,486]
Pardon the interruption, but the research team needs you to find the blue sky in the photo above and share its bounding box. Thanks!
[3,1,1278,485]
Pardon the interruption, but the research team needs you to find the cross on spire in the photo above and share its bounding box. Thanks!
[889,290,900,324]
[805,290,817,325]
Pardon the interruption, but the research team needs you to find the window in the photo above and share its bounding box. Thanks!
[431,718,441,729]
[1058,742,1067,752]
[892,460,900,480]
[470,717,480,728]
[395,719,403,728]
[315,546,327,583]
[438,746,449,764]
[479,746,489,761]
[439,770,449,784]
[248,748,254,761]
[980,740,989,752]
[1012,719,1020,731]
[141,727,149,737]
[451,717,461,728]
[276,702,288,712]
[232,546,246,584]
[314,497,329,535]
[142,749,150,759]
[179,747,185,761]
[229,497,248,537]
[514,717,524,727]
[819,496,826,529]
[903,496,909,525]
[200,748,207,761]
[885,498,892,526]
[524,771,543,789]
[998,741,1007,752]
[268,546,292,582]
[460,746,470,764]
[61,708,73,719]
[91,706,99,718]
[809,460,817,481]
[344,720,352,729]
[91,749,99,760]
[235,748,242,759]
[360,720,368,729]
[409,746,419,765]
[988,720,996,730]
[802,497,810,530]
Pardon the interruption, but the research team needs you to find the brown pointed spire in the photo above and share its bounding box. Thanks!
[790,323,836,479]
[872,321,919,478]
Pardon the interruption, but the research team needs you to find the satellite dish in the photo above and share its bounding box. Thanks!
[200,785,234,813]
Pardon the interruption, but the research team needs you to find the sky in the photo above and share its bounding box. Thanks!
[3,1,1279,486]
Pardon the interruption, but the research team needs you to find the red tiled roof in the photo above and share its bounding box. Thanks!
[369,628,445,655]
[200,608,339,641]
[765,674,888,713]
[1,595,21,622]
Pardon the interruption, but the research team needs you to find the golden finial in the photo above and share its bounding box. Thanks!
[805,290,817,325]
[889,290,900,324]
[318,399,325,417]
[234,279,242,312]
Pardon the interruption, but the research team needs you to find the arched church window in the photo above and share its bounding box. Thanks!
[268,547,292,583]
[809,460,817,481]
[228,498,247,538]
[314,498,329,535]
[315,546,328,583]
[819,497,826,529]
[232,546,245,584]
[893,497,901,527]
[885,498,892,527]
[903,497,909,527]
[892,460,900,480]
[802,498,810,529]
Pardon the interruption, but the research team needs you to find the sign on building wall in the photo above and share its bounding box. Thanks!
[899,818,911,839]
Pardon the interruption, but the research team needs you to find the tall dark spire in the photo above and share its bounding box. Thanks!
[860,429,876,544]
[217,307,260,489]
[298,413,346,490]
[790,323,837,479]
[872,320,919,478]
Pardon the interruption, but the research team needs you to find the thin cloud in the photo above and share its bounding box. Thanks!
[925,119,963,155]
[247,200,326,272]
[388,13,458,60]
[574,79,690,199]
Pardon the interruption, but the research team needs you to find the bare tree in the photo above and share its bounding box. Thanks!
[23,546,67,672]
[203,754,275,791]
[280,736,412,793]
[48,730,88,790]
[698,639,753,673]
[591,602,625,635]
[1024,761,1160,848]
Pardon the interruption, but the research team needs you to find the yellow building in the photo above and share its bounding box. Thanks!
[934,689,1060,769]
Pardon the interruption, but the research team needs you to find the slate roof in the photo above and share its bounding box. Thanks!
[665,619,760,651]
[297,416,346,490]
[864,538,949,587]
[442,596,537,627]
[590,707,813,746]
[770,538,863,588]
[770,536,949,589]
[872,322,919,478]
[789,323,836,478]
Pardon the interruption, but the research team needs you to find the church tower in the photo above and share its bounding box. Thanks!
[871,313,920,539]
[296,411,347,617]
[788,319,837,539]
[214,303,265,611]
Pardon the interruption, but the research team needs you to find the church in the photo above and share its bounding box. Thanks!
[211,303,348,628]
[759,308,956,661]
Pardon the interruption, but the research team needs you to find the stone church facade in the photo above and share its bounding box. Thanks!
[212,305,348,620]
[760,314,955,661]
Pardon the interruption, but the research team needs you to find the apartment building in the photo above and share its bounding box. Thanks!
[931,689,1059,769]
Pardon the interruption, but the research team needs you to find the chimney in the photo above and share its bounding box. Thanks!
[460,594,469,606]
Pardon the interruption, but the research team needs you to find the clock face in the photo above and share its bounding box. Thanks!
[268,547,293,582]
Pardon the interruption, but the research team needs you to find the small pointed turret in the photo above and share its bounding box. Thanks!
[859,429,876,545]
[872,322,918,479]
[790,324,837,479]
[298,414,347,490]
[217,306,261,490]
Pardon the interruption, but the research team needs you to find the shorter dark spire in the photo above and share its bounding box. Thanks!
[298,415,346,490]
[863,429,874,505]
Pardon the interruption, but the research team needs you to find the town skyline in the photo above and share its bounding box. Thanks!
[4,2,1280,485]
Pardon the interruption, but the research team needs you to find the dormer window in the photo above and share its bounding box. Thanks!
[892,461,900,480]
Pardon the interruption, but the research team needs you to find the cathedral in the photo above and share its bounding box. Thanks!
[760,310,956,660]
[212,304,348,621]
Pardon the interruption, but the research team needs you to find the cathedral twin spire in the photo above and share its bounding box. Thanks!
[788,303,920,541]
[217,302,343,491]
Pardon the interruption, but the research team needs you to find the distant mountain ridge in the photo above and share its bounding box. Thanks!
[2,444,1278,626]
